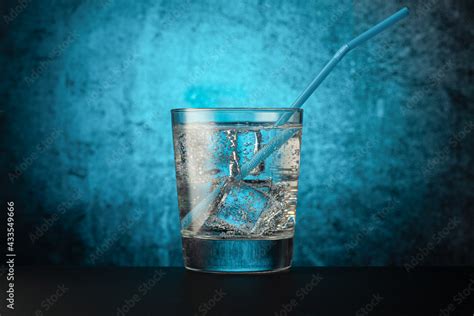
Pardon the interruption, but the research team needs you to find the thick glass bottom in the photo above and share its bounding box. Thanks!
[181,236,293,273]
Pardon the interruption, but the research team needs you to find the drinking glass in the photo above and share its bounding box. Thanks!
[171,108,303,273]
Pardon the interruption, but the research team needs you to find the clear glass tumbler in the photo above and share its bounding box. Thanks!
[171,108,303,273]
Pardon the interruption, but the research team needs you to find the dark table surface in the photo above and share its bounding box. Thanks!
[8,267,474,315]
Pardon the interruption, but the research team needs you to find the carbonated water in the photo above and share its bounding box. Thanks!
[173,122,301,272]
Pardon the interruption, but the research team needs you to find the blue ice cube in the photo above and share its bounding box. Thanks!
[208,129,240,177]
[215,181,270,232]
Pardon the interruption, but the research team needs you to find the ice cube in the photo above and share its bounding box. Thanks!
[207,128,240,178]
[251,184,289,235]
[183,179,230,232]
[237,130,265,175]
[206,128,266,179]
[213,180,271,233]
[251,204,284,235]
[201,215,247,237]
[226,129,241,177]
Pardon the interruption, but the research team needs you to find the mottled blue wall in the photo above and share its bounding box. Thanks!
[1,0,473,266]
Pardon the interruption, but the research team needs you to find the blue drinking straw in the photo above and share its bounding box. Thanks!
[275,6,409,125]
[182,7,409,231]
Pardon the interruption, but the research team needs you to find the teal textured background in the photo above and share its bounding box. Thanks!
[1,0,473,266]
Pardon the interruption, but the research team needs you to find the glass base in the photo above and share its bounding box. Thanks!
[182,236,293,273]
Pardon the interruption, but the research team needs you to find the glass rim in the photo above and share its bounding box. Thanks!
[171,107,303,113]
